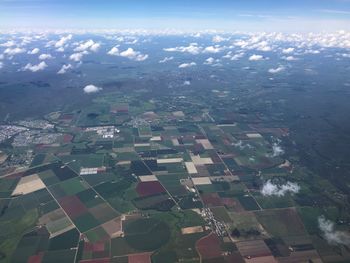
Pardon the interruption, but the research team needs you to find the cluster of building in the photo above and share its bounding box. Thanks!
[0,125,28,143]
[85,126,119,139]
[80,167,106,175]
[12,130,62,147]
[128,117,150,128]
[16,120,55,130]
[201,207,227,237]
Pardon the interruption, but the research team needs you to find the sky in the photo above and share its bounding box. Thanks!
[1,0,350,32]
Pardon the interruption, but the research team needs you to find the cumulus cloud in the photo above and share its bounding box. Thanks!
[231,52,245,60]
[270,138,284,157]
[261,180,300,197]
[55,34,72,48]
[268,65,285,74]
[28,48,40,55]
[318,216,350,246]
[90,42,101,52]
[119,48,148,61]
[0,40,16,47]
[204,57,215,65]
[57,64,72,74]
[249,54,264,61]
[56,47,65,52]
[39,53,53,60]
[282,56,298,61]
[212,35,226,43]
[107,46,120,55]
[282,47,295,54]
[159,56,174,63]
[164,43,201,55]
[69,52,84,62]
[203,45,223,53]
[255,41,272,52]
[74,39,100,52]
[178,62,196,68]
[23,61,47,72]
[0,62,3,69]
[84,84,102,94]
[4,47,26,56]
[183,80,191,85]
[305,49,320,54]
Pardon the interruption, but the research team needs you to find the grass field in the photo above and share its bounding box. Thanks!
[150,211,207,263]
[255,208,307,237]
[0,208,38,263]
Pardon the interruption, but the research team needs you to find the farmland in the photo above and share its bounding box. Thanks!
[0,32,350,263]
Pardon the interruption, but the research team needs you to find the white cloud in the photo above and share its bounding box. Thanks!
[203,46,222,53]
[159,56,174,63]
[179,62,196,68]
[69,52,84,62]
[57,64,72,74]
[55,34,72,48]
[119,48,148,61]
[269,138,284,157]
[84,84,102,94]
[183,80,191,85]
[231,52,245,60]
[4,47,26,56]
[39,53,53,60]
[212,35,226,43]
[282,47,295,54]
[305,49,320,54]
[28,48,40,55]
[204,57,215,65]
[318,216,350,246]
[255,41,272,52]
[249,54,264,61]
[261,180,300,197]
[0,62,3,69]
[90,42,101,52]
[74,39,100,52]
[0,40,16,47]
[107,46,120,55]
[23,61,47,72]
[164,43,201,55]
[282,56,298,61]
[56,47,65,52]
[268,65,285,74]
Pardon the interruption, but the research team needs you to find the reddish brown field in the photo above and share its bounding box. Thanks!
[209,152,222,164]
[6,171,24,179]
[60,114,74,121]
[84,241,105,252]
[63,134,73,143]
[201,193,223,207]
[221,197,245,212]
[225,252,245,263]
[128,252,152,263]
[196,232,222,260]
[27,252,43,263]
[79,258,110,263]
[136,181,166,197]
[58,195,87,218]
[236,240,272,258]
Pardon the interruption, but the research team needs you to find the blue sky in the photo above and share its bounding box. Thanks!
[1,0,350,31]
